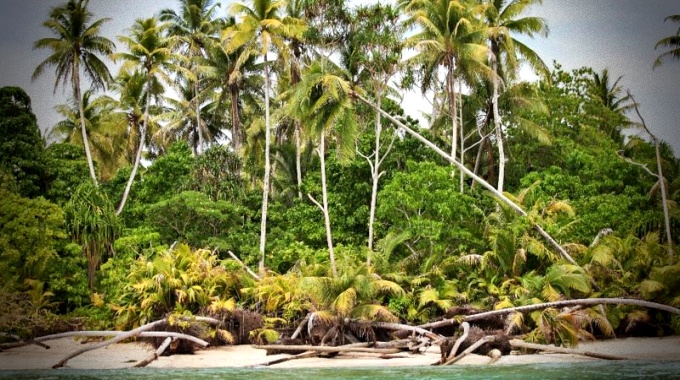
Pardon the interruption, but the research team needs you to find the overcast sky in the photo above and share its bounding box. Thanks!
[1,0,678,155]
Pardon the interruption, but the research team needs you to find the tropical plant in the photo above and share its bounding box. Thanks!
[32,0,115,186]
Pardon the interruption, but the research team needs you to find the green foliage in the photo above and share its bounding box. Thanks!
[43,143,91,205]
[0,87,46,198]
[108,244,238,329]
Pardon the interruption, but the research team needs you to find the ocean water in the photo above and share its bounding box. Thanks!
[1,361,680,380]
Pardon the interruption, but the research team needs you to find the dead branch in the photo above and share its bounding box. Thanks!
[290,313,311,340]
[509,339,627,360]
[227,250,261,281]
[365,321,443,341]
[133,337,173,368]
[249,350,319,367]
[448,322,470,361]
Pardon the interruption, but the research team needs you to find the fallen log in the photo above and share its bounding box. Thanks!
[133,337,173,368]
[52,316,218,368]
[249,350,319,367]
[2,331,208,351]
[442,335,496,365]
[290,313,311,340]
[449,322,470,360]
[420,298,680,330]
[509,339,628,360]
[253,344,401,355]
[364,321,443,341]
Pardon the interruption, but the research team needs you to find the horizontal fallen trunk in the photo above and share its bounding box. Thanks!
[253,344,401,355]
[52,316,219,368]
[509,339,627,360]
[2,331,208,351]
[364,321,443,341]
[249,350,319,367]
[133,337,173,368]
[420,298,680,330]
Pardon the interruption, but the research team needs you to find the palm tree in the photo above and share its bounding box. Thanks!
[653,14,680,68]
[223,0,306,274]
[113,17,181,215]
[32,0,115,186]
[588,69,633,142]
[481,0,548,192]
[160,0,221,153]
[399,0,488,188]
[287,58,357,277]
[51,90,127,181]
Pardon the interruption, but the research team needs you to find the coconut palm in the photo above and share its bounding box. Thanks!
[223,0,306,274]
[32,0,115,186]
[399,0,489,187]
[160,0,221,153]
[653,14,680,68]
[481,0,549,192]
[113,17,182,215]
[286,58,357,277]
[51,90,127,181]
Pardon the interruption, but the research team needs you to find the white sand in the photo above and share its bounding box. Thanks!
[0,336,678,370]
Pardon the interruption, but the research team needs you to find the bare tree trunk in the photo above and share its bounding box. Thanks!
[509,339,627,360]
[447,59,459,186]
[259,54,272,275]
[295,122,303,199]
[230,84,241,152]
[459,80,464,193]
[117,80,152,216]
[491,52,506,193]
[352,93,578,266]
[134,337,172,368]
[319,131,337,277]
[195,80,204,154]
[73,62,98,186]
[367,93,383,258]
[629,92,674,257]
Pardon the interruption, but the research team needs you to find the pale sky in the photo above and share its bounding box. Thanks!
[1,0,678,155]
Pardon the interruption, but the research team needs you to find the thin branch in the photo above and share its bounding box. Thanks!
[442,335,495,365]
[227,250,261,281]
[133,337,172,368]
[448,322,469,361]
[307,193,324,213]
[616,150,658,178]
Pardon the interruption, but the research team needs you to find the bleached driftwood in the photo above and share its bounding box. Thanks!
[253,344,401,355]
[133,337,173,368]
[509,339,627,360]
[442,335,496,365]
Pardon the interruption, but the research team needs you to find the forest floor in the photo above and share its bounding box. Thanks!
[1,336,679,370]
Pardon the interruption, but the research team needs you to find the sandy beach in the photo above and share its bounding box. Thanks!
[0,336,679,370]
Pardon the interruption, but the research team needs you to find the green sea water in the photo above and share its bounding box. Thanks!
[1,361,680,380]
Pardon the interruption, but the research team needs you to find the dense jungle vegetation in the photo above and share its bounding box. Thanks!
[1,0,679,347]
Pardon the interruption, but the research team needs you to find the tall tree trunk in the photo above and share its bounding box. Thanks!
[230,84,241,152]
[367,93,382,260]
[458,79,464,193]
[259,53,272,274]
[447,58,458,171]
[352,92,578,266]
[295,122,303,199]
[195,81,204,154]
[73,62,98,187]
[491,46,506,193]
[117,80,152,215]
[319,131,337,277]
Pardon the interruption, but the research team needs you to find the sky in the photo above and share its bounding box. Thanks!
[1,0,679,156]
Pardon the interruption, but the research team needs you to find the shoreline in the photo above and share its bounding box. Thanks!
[0,336,679,370]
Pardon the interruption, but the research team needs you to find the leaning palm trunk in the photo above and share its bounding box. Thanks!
[73,63,99,187]
[367,94,383,257]
[259,54,272,274]
[116,81,152,215]
[352,92,578,266]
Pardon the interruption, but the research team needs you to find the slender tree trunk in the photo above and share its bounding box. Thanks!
[447,59,458,171]
[73,62,98,187]
[459,79,464,193]
[295,122,303,199]
[367,92,382,258]
[116,80,152,216]
[491,47,506,193]
[353,93,578,266]
[230,84,241,152]
[195,80,204,154]
[259,53,272,274]
[319,130,337,277]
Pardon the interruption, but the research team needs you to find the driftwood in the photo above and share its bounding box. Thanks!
[249,350,319,367]
[253,344,401,355]
[290,313,311,340]
[52,316,219,368]
[420,298,680,331]
[0,332,50,350]
[133,337,173,368]
[442,335,496,365]
[365,321,443,340]
[509,339,628,360]
[449,322,469,360]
